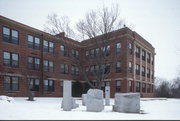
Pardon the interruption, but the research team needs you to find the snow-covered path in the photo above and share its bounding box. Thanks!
[0,97,180,120]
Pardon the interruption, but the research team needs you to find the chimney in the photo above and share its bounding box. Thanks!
[55,32,65,38]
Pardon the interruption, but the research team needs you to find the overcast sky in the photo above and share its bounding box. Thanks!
[0,0,180,80]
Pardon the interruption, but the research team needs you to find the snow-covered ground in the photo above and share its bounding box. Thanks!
[0,96,180,120]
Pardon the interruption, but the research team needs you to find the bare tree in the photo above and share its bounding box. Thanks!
[171,77,180,98]
[76,4,125,89]
[44,13,75,38]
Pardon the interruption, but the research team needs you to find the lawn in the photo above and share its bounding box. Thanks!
[0,96,180,120]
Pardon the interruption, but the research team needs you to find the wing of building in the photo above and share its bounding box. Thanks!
[0,16,155,97]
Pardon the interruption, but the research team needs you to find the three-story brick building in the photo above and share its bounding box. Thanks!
[0,16,155,97]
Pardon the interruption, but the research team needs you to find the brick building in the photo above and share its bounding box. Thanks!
[0,16,155,97]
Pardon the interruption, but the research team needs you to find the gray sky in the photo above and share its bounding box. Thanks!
[0,0,180,80]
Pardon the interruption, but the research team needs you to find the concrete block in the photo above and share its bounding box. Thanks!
[105,86,110,106]
[86,98,104,112]
[87,89,103,99]
[113,93,140,113]
[86,89,104,112]
[82,94,87,106]
[62,80,72,111]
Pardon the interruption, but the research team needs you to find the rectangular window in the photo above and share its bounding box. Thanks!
[71,65,79,76]
[136,64,140,75]
[147,52,151,63]
[28,35,40,50]
[43,60,54,72]
[129,62,133,73]
[4,76,19,91]
[142,49,146,61]
[43,40,49,52]
[60,45,69,57]
[34,37,40,50]
[104,64,110,74]
[142,83,146,93]
[71,49,79,59]
[86,51,89,57]
[95,48,99,57]
[3,27,19,44]
[43,40,54,53]
[29,78,39,91]
[28,57,40,70]
[60,64,69,74]
[49,42,54,53]
[147,68,150,78]
[151,56,154,65]
[142,66,146,76]
[136,46,140,58]
[116,43,121,54]
[151,71,154,79]
[71,65,75,75]
[105,45,110,56]
[129,43,133,55]
[116,80,121,92]
[90,49,95,58]
[129,81,133,92]
[43,80,54,92]
[136,81,140,92]
[3,51,19,67]
[116,62,121,73]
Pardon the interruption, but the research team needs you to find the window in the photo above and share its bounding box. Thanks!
[136,81,140,92]
[129,43,133,55]
[136,64,140,75]
[116,43,121,54]
[43,60,54,72]
[129,62,133,73]
[29,78,39,91]
[3,51,19,67]
[147,68,150,78]
[136,46,140,58]
[90,49,95,58]
[3,27,19,44]
[28,35,40,50]
[104,64,110,74]
[129,81,133,92]
[4,76,19,91]
[142,83,146,93]
[151,56,154,65]
[43,80,54,92]
[86,51,89,57]
[28,57,40,70]
[116,80,121,92]
[60,45,69,57]
[151,71,154,79]
[95,48,100,57]
[60,64,68,74]
[43,40,54,53]
[71,49,79,59]
[104,45,110,56]
[142,66,145,76]
[147,52,151,63]
[116,62,121,73]
[142,49,146,61]
[71,65,79,76]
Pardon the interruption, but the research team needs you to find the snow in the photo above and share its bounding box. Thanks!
[0,96,180,120]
